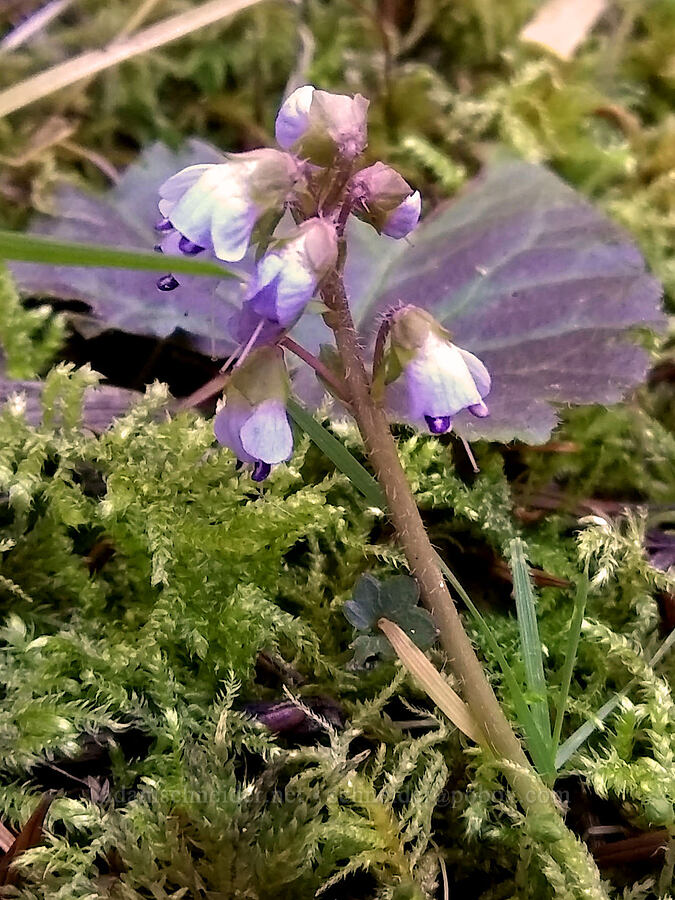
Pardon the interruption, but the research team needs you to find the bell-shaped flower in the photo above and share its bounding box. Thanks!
[157,149,299,263]
[244,217,338,329]
[214,347,293,481]
[381,306,490,434]
[275,85,369,165]
[350,162,421,239]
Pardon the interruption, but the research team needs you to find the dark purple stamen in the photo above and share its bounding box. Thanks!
[157,274,179,291]
[252,461,271,482]
[153,244,163,253]
[425,415,451,434]
[178,235,205,255]
[155,217,174,232]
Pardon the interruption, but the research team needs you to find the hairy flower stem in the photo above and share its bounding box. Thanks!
[322,269,552,809]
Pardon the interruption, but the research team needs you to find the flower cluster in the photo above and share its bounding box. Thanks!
[156,86,489,478]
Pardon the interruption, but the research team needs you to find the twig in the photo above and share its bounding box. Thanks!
[0,0,265,118]
[111,0,165,44]
[0,0,75,53]
[520,0,609,61]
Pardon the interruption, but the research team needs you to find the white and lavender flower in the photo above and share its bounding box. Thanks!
[247,218,337,326]
[275,84,369,164]
[349,162,420,239]
[382,306,490,434]
[214,347,293,481]
[156,149,298,273]
[229,217,338,347]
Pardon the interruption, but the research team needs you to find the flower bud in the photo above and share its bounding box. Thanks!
[275,85,369,165]
[274,85,315,149]
[350,162,420,239]
[382,306,491,434]
[382,191,421,238]
[214,347,293,480]
[244,218,338,328]
[157,149,298,262]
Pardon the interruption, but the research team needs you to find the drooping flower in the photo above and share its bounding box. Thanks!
[214,347,293,481]
[157,149,299,264]
[275,85,369,165]
[380,306,490,434]
[350,162,421,239]
[232,218,338,343]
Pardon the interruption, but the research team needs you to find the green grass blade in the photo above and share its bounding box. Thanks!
[286,399,385,509]
[551,573,589,764]
[436,556,554,776]
[509,538,552,747]
[287,400,553,775]
[0,230,238,279]
[555,626,675,769]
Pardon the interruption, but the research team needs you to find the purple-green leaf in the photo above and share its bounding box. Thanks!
[351,161,664,442]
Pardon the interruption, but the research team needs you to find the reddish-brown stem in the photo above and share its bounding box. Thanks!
[280,336,352,405]
[176,336,351,412]
[177,372,228,410]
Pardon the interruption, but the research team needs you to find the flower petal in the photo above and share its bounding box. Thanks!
[158,164,215,216]
[210,195,260,262]
[229,302,286,347]
[244,218,337,327]
[240,399,293,464]
[457,347,491,398]
[214,398,255,463]
[382,191,421,239]
[275,84,315,149]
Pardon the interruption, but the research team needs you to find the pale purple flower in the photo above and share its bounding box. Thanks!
[275,84,369,164]
[243,218,338,328]
[383,306,491,434]
[228,302,286,348]
[214,347,293,481]
[350,162,420,239]
[157,149,298,264]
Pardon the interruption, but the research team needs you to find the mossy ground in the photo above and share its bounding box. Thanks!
[0,1,673,897]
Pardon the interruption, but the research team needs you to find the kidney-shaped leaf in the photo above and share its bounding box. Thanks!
[352,161,664,442]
